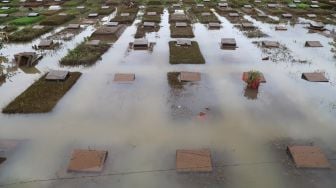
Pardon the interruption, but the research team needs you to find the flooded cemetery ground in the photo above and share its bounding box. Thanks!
[1,0,336,187]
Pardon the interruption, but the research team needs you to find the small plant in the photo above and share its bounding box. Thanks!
[242,70,262,89]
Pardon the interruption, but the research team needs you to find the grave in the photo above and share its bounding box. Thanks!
[308,22,325,31]
[262,41,280,48]
[208,22,221,28]
[305,41,323,47]
[306,14,317,18]
[282,13,293,18]
[221,38,237,49]
[288,3,297,8]
[32,25,44,29]
[218,2,228,8]
[67,149,108,173]
[176,39,192,46]
[14,52,42,67]
[176,149,212,172]
[229,13,239,17]
[179,71,201,82]
[267,3,278,8]
[242,22,255,29]
[48,5,61,10]
[201,12,211,16]
[133,38,149,48]
[0,14,9,17]
[310,4,319,8]
[275,25,287,30]
[45,70,69,81]
[106,22,118,27]
[301,72,328,82]
[0,25,7,30]
[27,12,39,17]
[143,21,155,27]
[114,73,135,82]
[175,22,187,27]
[86,40,101,46]
[287,146,330,168]
[88,13,99,18]
[67,24,80,29]
[147,12,157,16]
[38,40,53,48]
[120,13,130,17]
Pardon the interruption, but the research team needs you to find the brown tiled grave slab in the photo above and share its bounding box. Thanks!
[179,71,201,82]
[176,149,212,172]
[67,149,108,173]
[114,73,135,82]
[287,146,330,168]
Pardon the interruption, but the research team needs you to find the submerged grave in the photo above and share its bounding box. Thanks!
[305,41,323,47]
[114,73,135,83]
[301,72,329,82]
[179,71,201,82]
[262,41,280,48]
[176,149,213,172]
[221,38,237,49]
[169,41,205,64]
[2,71,81,113]
[14,52,42,67]
[287,146,330,168]
[37,39,54,49]
[67,149,108,173]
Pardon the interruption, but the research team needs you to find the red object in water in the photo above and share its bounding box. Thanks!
[248,80,261,89]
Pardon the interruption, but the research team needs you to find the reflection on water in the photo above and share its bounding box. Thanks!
[0,7,336,188]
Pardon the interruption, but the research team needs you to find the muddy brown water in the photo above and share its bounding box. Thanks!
[0,8,336,188]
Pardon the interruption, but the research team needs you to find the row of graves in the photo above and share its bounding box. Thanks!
[1,138,335,186]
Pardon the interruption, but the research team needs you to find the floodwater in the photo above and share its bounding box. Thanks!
[1,7,336,188]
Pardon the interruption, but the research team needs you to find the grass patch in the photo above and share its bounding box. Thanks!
[147,0,163,5]
[2,72,82,114]
[40,14,75,26]
[64,0,85,7]
[8,26,53,42]
[170,25,194,38]
[60,41,110,66]
[182,0,196,4]
[97,7,116,15]
[169,41,205,64]
[10,16,44,26]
